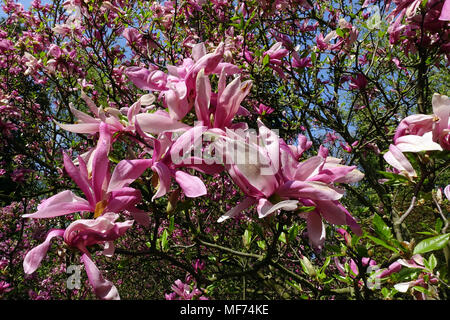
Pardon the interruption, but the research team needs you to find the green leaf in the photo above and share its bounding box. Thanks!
[377,171,409,183]
[296,206,316,213]
[335,28,344,37]
[168,215,175,234]
[278,232,287,244]
[160,229,169,252]
[262,54,270,67]
[372,214,393,241]
[367,235,399,253]
[435,218,443,234]
[257,240,266,250]
[288,224,299,242]
[427,254,437,272]
[242,229,252,249]
[413,233,450,255]
[300,256,316,276]
[412,286,431,295]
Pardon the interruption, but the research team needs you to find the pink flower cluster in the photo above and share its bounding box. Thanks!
[384,93,449,180]
[22,42,367,299]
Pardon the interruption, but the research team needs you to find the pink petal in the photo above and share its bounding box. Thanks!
[383,144,416,177]
[151,162,172,200]
[92,123,111,203]
[23,229,65,275]
[165,82,191,120]
[135,111,190,135]
[194,69,212,124]
[191,42,207,62]
[294,156,323,181]
[69,106,98,124]
[444,185,450,201]
[277,180,345,201]
[306,211,326,248]
[125,66,167,91]
[257,119,280,172]
[170,125,207,167]
[81,91,100,117]
[439,0,450,20]
[22,190,92,219]
[214,76,241,128]
[377,261,402,278]
[63,152,95,206]
[108,159,152,193]
[81,253,120,300]
[395,133,443,153]
[105,187,142,213]
[257,198,298,218]
[432,93,450,136]
[174,170,207,198]
[217,197,256,222]
[55,121,100,134]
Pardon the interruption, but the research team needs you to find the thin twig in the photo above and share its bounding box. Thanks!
[394,196,417,226]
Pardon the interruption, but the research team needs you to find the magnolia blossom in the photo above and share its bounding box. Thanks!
[23,213,133,300]
[140,125,222,200]
[54,91,144,135]
[215,120,364,248]
[126,42,240,121]
[23,123,151,226]
[377,254,439,300]
[393,93,449,151]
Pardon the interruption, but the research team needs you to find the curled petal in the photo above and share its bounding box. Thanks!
[23,229,65,275]
[82,253,120,300]
[257,199,298,219]
[151,162,172,200]
[218,197,256,222]
[306,211,326,248]
[174,170,207,198]
[383,144,417,177]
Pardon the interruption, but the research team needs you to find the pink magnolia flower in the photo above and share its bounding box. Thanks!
[291,54,312,69]
[23,212,133,300]
[377,254,439,299]
[194,67,252,129]
[349,73,368,90]
[127,42,240,121]
[23,123,151,226]
[263,42,289,66]
[54,91,129,135]
[393,93,449,152]
[254,103,275,115]
[164,279,208,300]
[0,281,13,294]
[216,120,363,248]
[138,124,222,200]
[334,256,377,278]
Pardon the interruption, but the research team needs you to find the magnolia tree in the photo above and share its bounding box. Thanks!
[0,0,449,300]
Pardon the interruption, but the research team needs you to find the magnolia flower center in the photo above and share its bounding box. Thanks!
[94,200,108,218]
